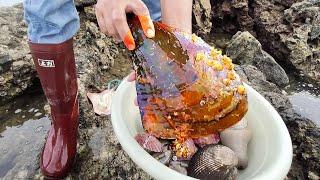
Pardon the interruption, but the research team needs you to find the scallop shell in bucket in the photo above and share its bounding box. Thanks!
[135,133,163,152]
[128,16,248,140]
[111,80,293,180]
[187,145,238,180]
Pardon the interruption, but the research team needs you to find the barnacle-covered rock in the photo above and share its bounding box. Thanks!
[0,5,36,105]
[226,31,289,87]
[128,15,248,147]
[187,145,238,180]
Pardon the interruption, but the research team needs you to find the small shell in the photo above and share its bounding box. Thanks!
[188,145,238,180]
[87,89,115,116]
[153,149,173,165]
[169,161,188,175]
[135,133,163,152]
[193,133,220,148]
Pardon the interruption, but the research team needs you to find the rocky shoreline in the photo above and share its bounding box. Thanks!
[0,1,319,179]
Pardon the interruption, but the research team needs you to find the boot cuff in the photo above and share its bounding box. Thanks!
[28,38,73,53]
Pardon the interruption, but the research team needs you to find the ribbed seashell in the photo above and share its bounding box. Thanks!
[135,133,163,152]
[187,145,238,180]
[193,133,220,148]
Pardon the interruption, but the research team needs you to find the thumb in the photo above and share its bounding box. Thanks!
[128,0,155,38]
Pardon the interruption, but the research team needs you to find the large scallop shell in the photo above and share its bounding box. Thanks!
[187,145,238,180]
[129,18,248,140]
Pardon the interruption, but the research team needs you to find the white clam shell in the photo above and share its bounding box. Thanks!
[220,118,252,169]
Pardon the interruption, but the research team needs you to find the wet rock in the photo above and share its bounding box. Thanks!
[226,31,289,87]
[192,0,212,37]
[241,65,281,93]
[75,0,96,9]
[208,0,254,35]
[0,5,36,105]
[261,91,293,111]
[253,0,320,81]
[208,0,319,81]
[283,0,320,79]
[234,64,249,83]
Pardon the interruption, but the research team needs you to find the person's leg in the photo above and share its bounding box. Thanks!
[142,0,162,21]
[23,0,79,178]
[23,0,79,43]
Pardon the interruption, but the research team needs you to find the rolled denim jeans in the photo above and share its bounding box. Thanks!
[23,0,161,44]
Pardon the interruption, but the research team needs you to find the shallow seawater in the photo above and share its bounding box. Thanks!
[0,88,50,179]
[285,73,320,127]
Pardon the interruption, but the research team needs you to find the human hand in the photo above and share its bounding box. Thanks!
[95,0,155,50]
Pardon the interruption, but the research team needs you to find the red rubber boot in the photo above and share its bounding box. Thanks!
[29,39,78,178]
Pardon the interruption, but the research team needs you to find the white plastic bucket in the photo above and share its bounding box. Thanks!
[111,78,293,180]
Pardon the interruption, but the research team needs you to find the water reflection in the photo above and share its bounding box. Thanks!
[286,77,320,127]
[0,117,50,178]
[0,89,50,179]
[288,91,320,127]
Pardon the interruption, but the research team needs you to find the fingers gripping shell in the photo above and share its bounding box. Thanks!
[187,145,238,180]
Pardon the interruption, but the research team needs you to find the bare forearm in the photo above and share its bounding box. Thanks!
[160,0,193,33]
